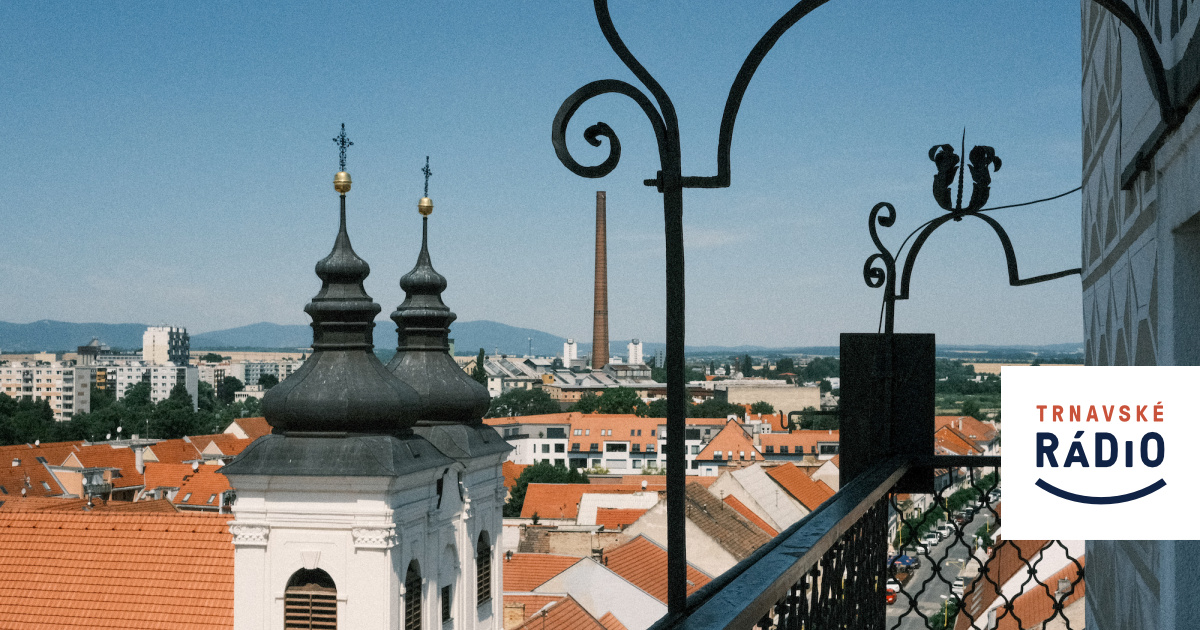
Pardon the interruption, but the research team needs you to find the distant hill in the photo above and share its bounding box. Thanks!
[191,322,311,349]
[0,320,148,352]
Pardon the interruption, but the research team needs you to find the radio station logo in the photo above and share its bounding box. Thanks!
[1003,367,1198,540]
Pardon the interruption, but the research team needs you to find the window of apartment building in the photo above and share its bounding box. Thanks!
[554,443,565,453]
[571,443,580,451]
[589,443,599,451]
[714,451,723,461]
[605,443,627,452]
[765,445,775,454]
[591,459,601,468]
[632,460,643,469]
[631,444,640,452]
[780,446,789,454]
[739,451,745,460]
[820,444,838,455]
[541,444,550,453]
[585,429,590,436]
[691,445,699,455]
[646,443,655,452]
[574,429,582,436]
[546,428,566,439]
[650,429,655,436]
[605,459,627,469]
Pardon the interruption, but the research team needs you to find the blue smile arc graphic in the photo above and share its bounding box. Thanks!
[1035,478,1167,505]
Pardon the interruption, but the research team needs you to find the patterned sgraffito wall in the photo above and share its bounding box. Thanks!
[1083,1,1200,629]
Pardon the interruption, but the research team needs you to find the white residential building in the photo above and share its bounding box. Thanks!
[627,339,644,365]
[0,361,92,421]
[142,326,190,365]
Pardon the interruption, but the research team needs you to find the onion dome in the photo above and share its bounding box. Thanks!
[387,158,491,425]
[262,127,421,436]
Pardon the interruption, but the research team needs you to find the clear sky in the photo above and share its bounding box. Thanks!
[0,1,1086,347]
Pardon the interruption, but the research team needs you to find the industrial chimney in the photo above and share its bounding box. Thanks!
[592,191,609,369]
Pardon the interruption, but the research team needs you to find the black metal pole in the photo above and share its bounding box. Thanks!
[663,180,687,615]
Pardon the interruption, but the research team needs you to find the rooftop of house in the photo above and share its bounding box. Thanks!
[503,461,529,490]
[65,445,144,489]
[587,475,716,491]
[143,439,202,464]
[600,534,711,604]
[758,429,840,453]
[721,494,778,537]
[934,425,984,456]
[0,496,178,513]
[598,611,628,630]
[935,415,998,445]
[993,556,1086,630]
[0,510,233,629]
[595,507,648,530]
[958,540,1050,624]
[521,483,658,519]
[501,553,582,592]
[764,462,835,511]
[508,594,607,630]
[225,416,272,440]
[697,420,762,461]
[683,482,772,560]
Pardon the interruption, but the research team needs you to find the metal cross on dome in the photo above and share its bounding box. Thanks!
[422,156,432,197]
[333,123,353,171]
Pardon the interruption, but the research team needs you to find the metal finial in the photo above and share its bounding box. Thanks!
[955,129,966,212]
[422,156,432,197]
[333,123,354,172]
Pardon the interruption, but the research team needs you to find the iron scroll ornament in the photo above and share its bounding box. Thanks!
[551,0,836,617]
[864,143,1083,334]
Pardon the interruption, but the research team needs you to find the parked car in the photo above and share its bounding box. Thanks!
[951,578,966,598]
[937,523,956,539]
[889,553,919,571]
[886,590,897,605]
[921,532,940,547]
[886,579,902,593]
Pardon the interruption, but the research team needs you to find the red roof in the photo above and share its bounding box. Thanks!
[503,594,566,621]
[228,416,272,439]
[697,420,762,461]
[765,463,835,510]
[0,496,178,513]
[503,461,529,490]
[509,595,606,630]
[501,553,581,592]
[721,495,778,537]
[595,508,648,530]
[759,430,839,455]
[143,440,202,464]
[598,612,628,630]
[600,535,710,603]
[935,425,984,456]
[175,469,233,508]
[0,510,233,629]
[521,484,655,519]
[935,416,998,446]
[66,445,143,489]
[994,556,1086,630]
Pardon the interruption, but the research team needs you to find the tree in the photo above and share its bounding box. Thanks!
[749,401,775,415]
[90,385,115,412]
[217,376,245,405]
[740,354,753,376]
[196,382,218,412]
[961,397,983,420]
[819,379,833,393]
[258,374,280,390]
[471,348,487,385]
[504,462,588,517]
[691,398,745,419]
[485,388,560,418]
[123,381,153,409]
[568,392,600,414]
[199,353,228,363]
[594,387,645,415]
[776,357,796,374]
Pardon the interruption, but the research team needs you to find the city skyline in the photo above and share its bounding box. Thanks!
[1,2,1085,346]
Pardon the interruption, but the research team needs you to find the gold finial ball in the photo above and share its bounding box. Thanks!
[334,171,352,193]
[418,197,433,216]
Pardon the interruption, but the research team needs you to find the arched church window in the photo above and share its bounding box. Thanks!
[476,531,492,605]
[405,560,422,630]
[284,568,337,630]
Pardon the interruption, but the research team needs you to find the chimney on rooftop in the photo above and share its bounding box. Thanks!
[592,191,609,370]
[135,447,144,474]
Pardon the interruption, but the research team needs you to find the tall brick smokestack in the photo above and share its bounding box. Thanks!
[592,191,609,369]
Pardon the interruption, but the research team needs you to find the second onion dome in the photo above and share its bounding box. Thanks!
[387,158,491,424]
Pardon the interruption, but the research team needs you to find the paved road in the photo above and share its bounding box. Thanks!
[885,511,996,630]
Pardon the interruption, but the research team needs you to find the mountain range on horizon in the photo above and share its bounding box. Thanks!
[0,319,1083,358]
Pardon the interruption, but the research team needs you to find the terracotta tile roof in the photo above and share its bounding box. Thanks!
[504,461,529,490]
[684,483,772,560]
[143,440,202,464]
[175,469,233,509]
[504,594,566,622]
[595,508,648,530]
[600,535,710,603]
[485,412,579,426]
[994,556,1086,630]
[721,495,778,537]
[759,430,839,456]
[228,416,272,439]
[66,445,143,489]
[957,540,1050,624]
[1,443,85,497]
[0,510,233,629]
[521,484,656,519]
[765,463,835,511]
[501,553,582,591]
[598,611,628,630]
[143,462,198,491]
[211,437,255,457]
[186,433,241,452]
[935,416,998,446]
[935,425,984,456]
[697,420,762,461]
[0,496,178,513]
[745,412,787,432]
[510,594,606,630]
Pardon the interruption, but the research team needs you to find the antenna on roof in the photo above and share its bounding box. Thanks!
[192,461,200,472]
[33,440,39,447]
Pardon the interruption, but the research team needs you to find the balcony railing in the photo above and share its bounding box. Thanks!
[649,456,1082,630]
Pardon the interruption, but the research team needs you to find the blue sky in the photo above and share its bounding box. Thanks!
[0,1,1085,347]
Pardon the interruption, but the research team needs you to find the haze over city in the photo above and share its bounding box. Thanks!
[1,1,1084,347]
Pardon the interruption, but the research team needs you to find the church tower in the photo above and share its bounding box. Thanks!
[223,132,509,630]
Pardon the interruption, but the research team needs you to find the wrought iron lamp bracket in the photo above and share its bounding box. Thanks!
[864,143,1082,334]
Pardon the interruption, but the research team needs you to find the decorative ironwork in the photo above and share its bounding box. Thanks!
[422,155,432,197]
[333,123,353,171]
[863,140,1082,334]
[552,0,834,613]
